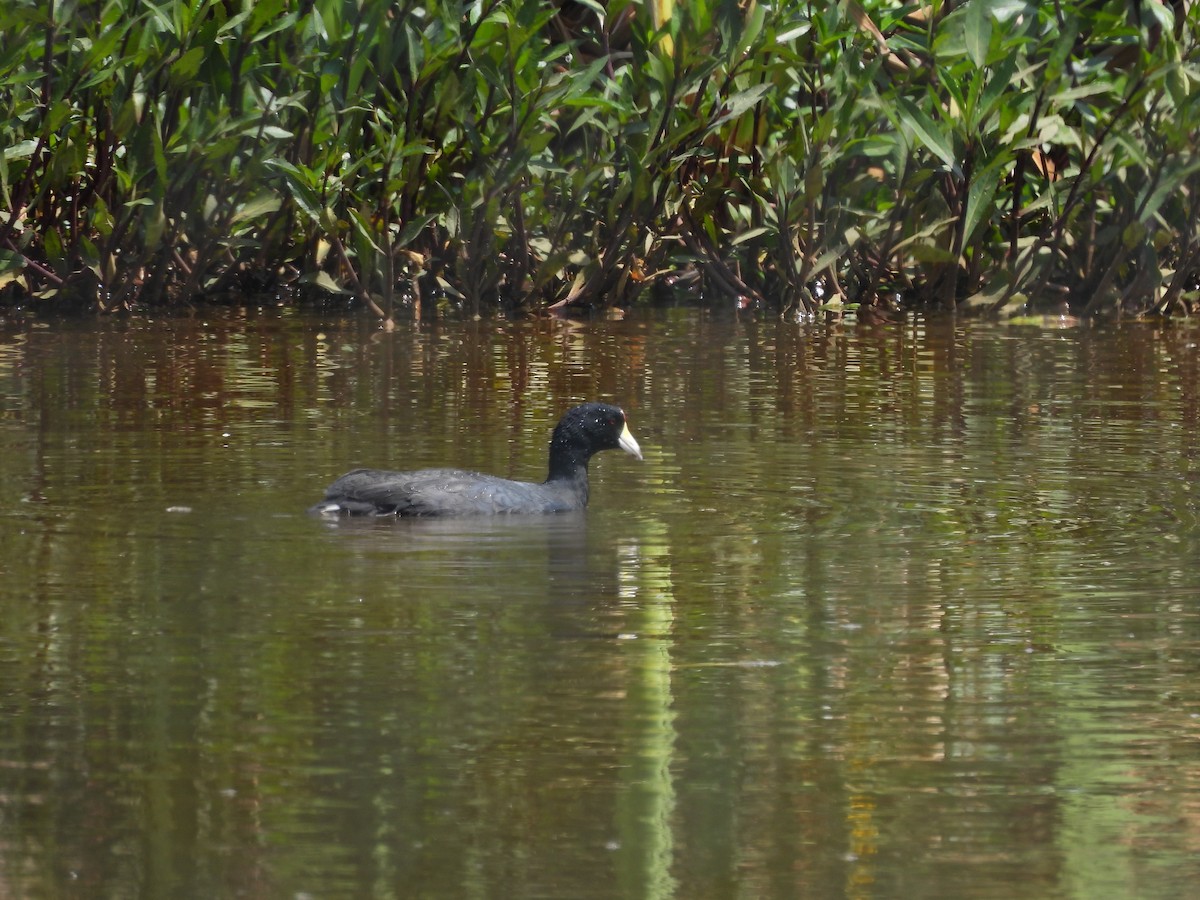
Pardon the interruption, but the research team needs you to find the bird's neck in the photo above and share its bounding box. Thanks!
[545,431,592,481]
[546,434,591,485]
[546,456,589,483]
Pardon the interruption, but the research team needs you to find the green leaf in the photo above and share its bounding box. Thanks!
[808,241,851,277]
[3,140,38,161]
[396,213,437,249]
[0,248,26,281]
[266,159,323,223]
[963,161,1003,249]
[232,194,282,223]
[907,241,958,264]
[964,0,992,67]
[734,2,767,60]
[730,226,772,246]
[894,97,959,173]
[311,270,349,294]
[709,82,773,130]
[976,54,1018,122]
[1138,160,1200,226]
[562,56,608,101]
[172,46,206,82]
[1052,82,1113,104]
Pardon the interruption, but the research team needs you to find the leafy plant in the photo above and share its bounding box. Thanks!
[1,0,1198,318]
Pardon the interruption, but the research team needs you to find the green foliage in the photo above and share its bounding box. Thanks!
[1,0,1199,316]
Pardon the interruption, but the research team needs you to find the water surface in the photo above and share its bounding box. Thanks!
[2,311,1199,898]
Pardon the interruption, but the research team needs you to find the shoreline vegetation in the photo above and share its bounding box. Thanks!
[1,0,1198,320]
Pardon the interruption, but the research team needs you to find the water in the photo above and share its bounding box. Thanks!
[2,311,1200,898]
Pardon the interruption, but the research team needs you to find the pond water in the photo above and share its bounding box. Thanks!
[2,309,1200,898]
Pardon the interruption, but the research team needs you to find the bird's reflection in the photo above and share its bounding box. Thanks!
[313,511,624,630]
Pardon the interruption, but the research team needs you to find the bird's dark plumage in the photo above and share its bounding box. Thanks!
[310,403,642,517]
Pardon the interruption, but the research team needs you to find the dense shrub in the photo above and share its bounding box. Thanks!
[1,0,1198,317]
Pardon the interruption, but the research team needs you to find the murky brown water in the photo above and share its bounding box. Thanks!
[2,310,1200,898]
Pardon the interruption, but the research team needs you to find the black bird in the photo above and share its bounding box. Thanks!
[310,402,643,516]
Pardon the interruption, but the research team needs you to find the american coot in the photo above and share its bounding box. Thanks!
[309,402,643,516]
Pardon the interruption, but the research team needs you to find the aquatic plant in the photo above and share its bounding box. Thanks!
[1,0,1198,317]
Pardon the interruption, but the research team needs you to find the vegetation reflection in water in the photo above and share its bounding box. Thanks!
[1,311,1199,898]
